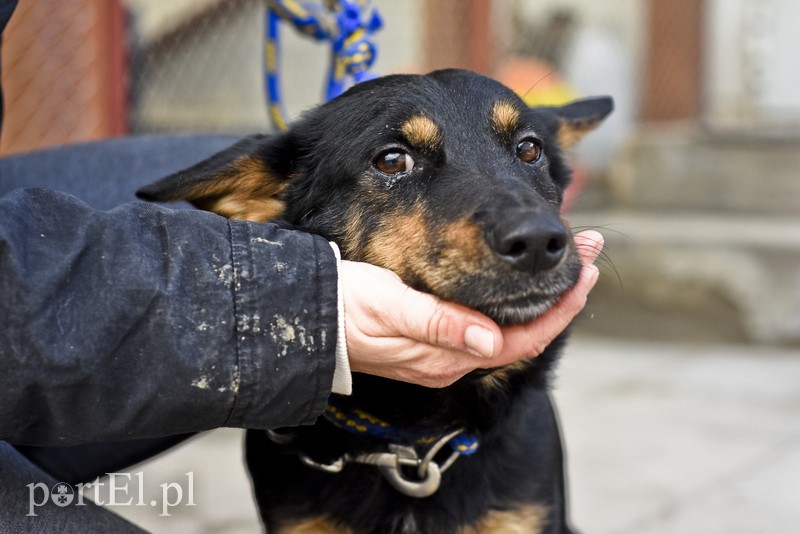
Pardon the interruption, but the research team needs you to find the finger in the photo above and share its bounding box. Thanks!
[487,262,600,367]
[393,286,503,359]
[573,230,604,265]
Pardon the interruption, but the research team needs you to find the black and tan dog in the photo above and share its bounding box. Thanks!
[138,69,611,534]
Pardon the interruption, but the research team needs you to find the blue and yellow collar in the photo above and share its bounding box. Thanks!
[323,396,479,455]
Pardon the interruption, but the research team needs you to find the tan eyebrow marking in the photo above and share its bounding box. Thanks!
[491,101,521,137]
[400,115,442,150]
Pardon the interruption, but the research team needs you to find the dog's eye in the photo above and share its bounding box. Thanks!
[374,151,415,175]
[516,139,542,164]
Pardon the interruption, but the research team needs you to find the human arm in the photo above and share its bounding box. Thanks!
[0,187,601,445]
[0,188,338,445]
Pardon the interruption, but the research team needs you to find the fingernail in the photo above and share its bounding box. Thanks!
[464,325,495,358]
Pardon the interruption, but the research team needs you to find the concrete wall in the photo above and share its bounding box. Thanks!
[706,0,800,127]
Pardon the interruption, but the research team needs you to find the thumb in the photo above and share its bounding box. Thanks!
[574,230,604,265]
[393,285,503,359]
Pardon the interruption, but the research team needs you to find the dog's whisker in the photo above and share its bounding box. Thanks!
[594,252,623,293]
[521,69,560,100]
[570,224,631,241]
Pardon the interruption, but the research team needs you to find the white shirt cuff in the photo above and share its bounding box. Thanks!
[328,242,352,395]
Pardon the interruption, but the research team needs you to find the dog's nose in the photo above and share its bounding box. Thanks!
[487,213,568,273]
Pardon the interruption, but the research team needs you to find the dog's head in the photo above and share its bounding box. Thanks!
[138,69,611,325]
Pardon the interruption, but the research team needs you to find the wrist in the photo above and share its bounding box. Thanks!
[329,242,352,395]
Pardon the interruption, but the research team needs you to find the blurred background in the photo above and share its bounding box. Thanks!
[2,0,799,532]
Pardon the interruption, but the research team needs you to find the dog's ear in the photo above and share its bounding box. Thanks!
[542,96,614,149]
[136,134,296,222]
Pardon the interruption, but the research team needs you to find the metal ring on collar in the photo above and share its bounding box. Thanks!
[275,427,470,498]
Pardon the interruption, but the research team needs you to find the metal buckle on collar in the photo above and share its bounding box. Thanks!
[271,428,468,498]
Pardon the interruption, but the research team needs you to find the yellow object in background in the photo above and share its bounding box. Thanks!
[495,57,578,107]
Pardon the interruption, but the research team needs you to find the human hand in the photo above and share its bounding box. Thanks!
[341,230,604,387]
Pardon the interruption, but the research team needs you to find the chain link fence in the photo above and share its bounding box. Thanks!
[127,0,268,134]
[1,0,126,155]
[0,0,642,178]
[126,0,424,133]
[7,0,799,158]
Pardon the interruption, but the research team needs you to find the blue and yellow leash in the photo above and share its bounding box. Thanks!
[264,0,382,131]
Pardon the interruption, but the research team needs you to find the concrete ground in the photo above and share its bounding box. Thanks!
[107,337,800,533]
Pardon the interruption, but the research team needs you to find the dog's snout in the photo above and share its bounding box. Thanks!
[487,213,568,273]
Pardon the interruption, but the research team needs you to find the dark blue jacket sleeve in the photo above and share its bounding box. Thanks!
[0,188,338,446]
